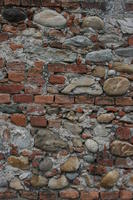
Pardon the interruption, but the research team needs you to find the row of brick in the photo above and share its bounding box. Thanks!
[0,93,133,106]
[0,189,133,200]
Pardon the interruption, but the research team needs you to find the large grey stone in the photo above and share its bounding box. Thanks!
[85,139,99,153]
[99,34,124,48]
[39,158,53,172]
[120,114,133,124]
[33,9,66,28]
[48,175,68,189]
[86,49,112,63]
[117,18,133,34]
[63,36,92,47]
[115,47,133,57]
[103,77,130,96]
[63,121,82,135]
[34,129,67,152]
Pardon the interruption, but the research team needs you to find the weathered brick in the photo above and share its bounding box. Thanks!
[59,188,79,199]
[0,94,10,104]
[0,58,5,68]
[81,1,106,10]
[31,0,42,6]
[0,33,9,42]
[20,191,38,200]
[6,61,25,72]
[66,64,87,73]
[21,0,31,6]
[128,35,133,46]
[116,97,133,106]
[35,95,54,104]
[0,191,17,199]
[116,126,130,140]
[8,71,25,82]
[39,191,57,200]
[75,96,94,104]
[13,94,33,103]
[81,191,99,200]
[95,97,114,105]
[11,114,26,127]
[120,190,133,200]
[30,116,47,127]
[100,191,119,200]
[0,84,24,94]
[49,75,65,84]
[48,119,61,128]
[10,42,24,51]
[125,3,133,11]
[4,0,20,5]
[55,95,74,104]
[48,63,66,73]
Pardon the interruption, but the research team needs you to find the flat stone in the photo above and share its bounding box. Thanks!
[115,47,133,57]
[97,113,115,123]
[30,175,48,188]
[39,158,53,172]
[34,129,67,152]
[113,62,133,74]
[85,139,99,153]
[100,170,119,188]
[92,66,105,78]
[94,125,109,137]
[110,140,133,157]
[62,76,103,95]
[63,121,82,135]
[72,138,82,147]
[63,36,92,47]
[117,18,133,34]
[10,127,34,150]
[34,9,66,28]
[8,156,29,170]
[86,49,112,63]
[61,157,80,172]
[2,8,27,23]
[10,178,23,190]
[99,34,124,48]
[48,175,68,189]
[120,114,133,124]
[82,16,104,30]
[103,77,130,96]
[0,172,8,187]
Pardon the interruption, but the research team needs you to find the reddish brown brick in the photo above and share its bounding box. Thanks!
[66,64,87,73]
[49,75,65,84]
[55,95,74,104]
[30,116,47,127]
[100,191,119,200]
[116,97,133,106]
[11,114,27,127]
[35,95,54,104]
[0,58,5,68]
[0,94,10,104]
[0,33,9,42]
[39,191,57,200]
[4,0,20,5]
[120,190,133,200]
[75,96,94,104]
[21,0,31,6]
[125,3,133,11]
[0,191,17,199]
[0,84,24,94]
[8,71,25,82]
[48,119,61,128]
[13,94,33,103]
[6,61,25,72]
[95,97,114,105]
[3,25,17,34]
[116,126,130,140]
[128,35,133,46]
[48,63,66,73]
[59,188,79,199]
[10,43,24,51]
[20,191,38,200]
[81,191,99,200]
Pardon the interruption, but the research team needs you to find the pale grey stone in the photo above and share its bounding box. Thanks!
[63,36,92,47]
[117,18,133,34]
[115,47,133,57]
[94,125,109,137]
[120,114,133,124]
[63,121,82,135]
[48,175,68,189]
[39,158,53,172]
[85,139,99,153]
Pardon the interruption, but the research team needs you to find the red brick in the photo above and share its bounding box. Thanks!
[13,94,33,103]
[66,64,87,73]
[55,95,74,104]
[116,97,133,106]
[0,94,10,104]
[0,58,5,68]
[128,36,133,46]
[4,0,20,5]
[125,3,133,11]
[35,95,54,104]
[10,43,24,51]
[120,190,133,200]
[48,63,66,73]
[31,0,42,6]
[21,0,31,6]
[116,126,130,140]
[48,119,61,128]
[115,158,131,168]
[8,71,25,82]
[0,84,24,93]
[20,191,38,200]
[59,188,79,199]
[6,61,25,72]
[100,191,119,200]
[39,191,57,200]
[49,75,65,84]
[88,164,107,176]
[81,2,106,10]
[75,96,94,104]
[11,114,27,127]
[3,24,17,34]
[0,191,17,199]
[0,33,9,42]
[95,97,114,105]
[81,191,99,200]
[30,116,47,127]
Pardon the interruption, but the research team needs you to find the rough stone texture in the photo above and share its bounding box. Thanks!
[60,157,80,172]
[103,77,130,96]
[39,158,53,172]
[85,139,99,153]
[48,175,68,189]
[97,113,115,123]
[100,170,119,188]
[82,16,104,30]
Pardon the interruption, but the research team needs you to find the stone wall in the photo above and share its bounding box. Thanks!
[0,0,133,199]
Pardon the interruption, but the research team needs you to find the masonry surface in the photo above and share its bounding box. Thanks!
[0,0,133,199]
